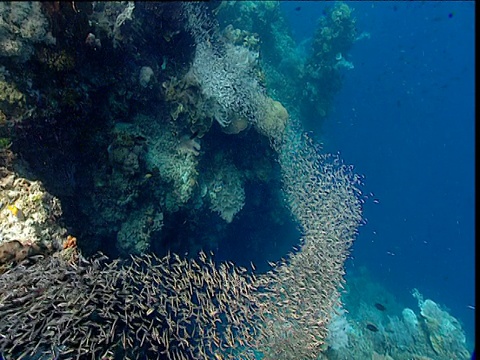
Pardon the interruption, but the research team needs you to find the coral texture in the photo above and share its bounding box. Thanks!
[0,169,65,252]
[207,163,245,223]
[183,3,267,128]
[0,2,55,62]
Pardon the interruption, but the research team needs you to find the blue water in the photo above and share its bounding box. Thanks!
[282,1,475,340]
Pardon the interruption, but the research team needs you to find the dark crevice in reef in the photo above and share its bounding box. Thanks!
[10,99,299,266]
[1,2,306,272]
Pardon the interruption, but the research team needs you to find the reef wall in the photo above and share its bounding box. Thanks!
[1,2,365,359]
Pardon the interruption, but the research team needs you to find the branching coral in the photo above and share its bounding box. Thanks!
[183,3,267,129]
[162,74,213,137]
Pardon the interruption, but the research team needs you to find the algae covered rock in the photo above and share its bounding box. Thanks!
[0,167,66,267]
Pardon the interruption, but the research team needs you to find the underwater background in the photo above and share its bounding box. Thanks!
[283,0,475,346]
[0,1,475,359]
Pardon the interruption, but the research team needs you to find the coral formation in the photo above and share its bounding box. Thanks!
[0,125,363,358]
[36,48,75,72]
[413,289,470,359]
[254,96,289,142]
[183,3,268,129]
[302,2,358,122]
[215,1,362,128]
[142,117,199,210]
[0,2,56,62]
[189,40,265,128]
[0,75,25,107]
[87,2,136,48]
[108,122,146,177]
[0,2,403,359]
[116,206,163,255]
[321,270,471,360]
[207,163,246,223]
[0,167,65,256]
[162,73,214,137]
[138,65,154,88]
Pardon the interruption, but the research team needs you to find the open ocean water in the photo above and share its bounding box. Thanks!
[283,0,475,347]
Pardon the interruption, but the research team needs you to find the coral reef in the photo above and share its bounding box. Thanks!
[302,2,358,122]
[0,2,375,359]
[310,2,357,69]
[162,73,214,137]
[321,270,471,360]
[413,289,470,359]
[254,96,289,142]
[206,163,246,223]
[0,124,363,358]
[142,116,200,210]
[215,1,362,128]
[188,41,265,128]
[87,2,136,48]
[0,2,56,62]
[183,3,271,130]
[116,206,163,256]
[0,165,66,260]
[0,149,67,273]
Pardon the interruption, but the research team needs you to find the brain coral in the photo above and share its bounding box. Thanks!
[255,95,289,142]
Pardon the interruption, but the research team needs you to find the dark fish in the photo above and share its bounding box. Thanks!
[134,135,147,142]
[374,302,386,311]
[366,323,379,332]
[294,6,301,11]
[189,130,199,140]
